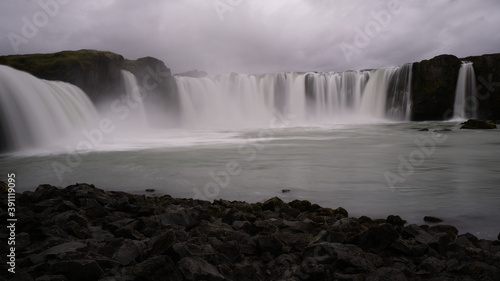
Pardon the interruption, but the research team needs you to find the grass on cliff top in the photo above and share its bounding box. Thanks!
[0,49,124,79]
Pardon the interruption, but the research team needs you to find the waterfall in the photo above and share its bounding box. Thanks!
[453,62,477,119]
[121,70,148,126]
[0,63,416,152]
[173,64,413,128]
[0,65,99,152]
[386,63,413,120]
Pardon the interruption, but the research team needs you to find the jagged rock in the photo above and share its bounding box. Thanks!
[420,257,446,273]
[48,260,104,281]
[369,267,407,281]
[177,257,225,281]
[112,239,146,266]
[157,207,200,228]
[147,229,176,256]
[309,229,346,245]
[386,215,406,227]
[262,197,285,211]
[2,183,500,280]
[16,232,31,250]
[124,256,183,281]
[172,242,217,259]
[289,200,313,212]
[256,235,284,257]
[8,270,34,281]
[428,225,458,238]
[43,241,87,257]
[460,119,497,129]
[233,263,263,281]
[349,224,399,251]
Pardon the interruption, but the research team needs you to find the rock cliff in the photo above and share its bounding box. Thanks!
[410,55,462,121]
[0,50,124,103]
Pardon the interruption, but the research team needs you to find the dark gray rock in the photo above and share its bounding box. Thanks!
[177,257,224,281]
[172,242,217,259]
[262,197,285,211]
[157,207,200,228]
[349,224,399,251]
[8,270,34,281]
[233,263,263,281]
[16,232,31,250]
[112,239,146,266]
[420,257,446,273]
[124,256,183,281]
[4,183,500,281]
[147,229,176,256]
[48,260,104,281]
[386,215,406,227]
[309,229,346,245]
[256,235,284,257]
[43,241,88,257]
[461,119,497,129]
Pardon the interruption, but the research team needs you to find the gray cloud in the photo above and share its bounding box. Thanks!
[0,0,499,74]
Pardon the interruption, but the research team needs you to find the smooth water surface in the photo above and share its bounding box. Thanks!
[2,121,499,239]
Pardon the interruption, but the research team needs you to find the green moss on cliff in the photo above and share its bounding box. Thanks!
[0,50,124,102]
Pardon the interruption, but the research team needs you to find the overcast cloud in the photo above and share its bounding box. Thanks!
[0,0,499,74]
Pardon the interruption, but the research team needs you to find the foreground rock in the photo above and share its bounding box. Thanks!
[1,184,499,281]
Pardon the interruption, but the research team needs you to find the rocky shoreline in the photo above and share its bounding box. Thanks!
[1,184,499,281]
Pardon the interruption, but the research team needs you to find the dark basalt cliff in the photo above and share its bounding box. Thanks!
[411,53,500,120]
[461,53,500,120]
[0,50,124,103]
[0,50,178,108]
[123,56,180,119]
[410,55,462,121]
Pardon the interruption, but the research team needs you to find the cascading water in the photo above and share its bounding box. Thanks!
[121,70,148,126]
[0,62,415,152]
[0,65,99,152]
[173,64,413,127]
[386,63,413,120]
[453,62,477,119]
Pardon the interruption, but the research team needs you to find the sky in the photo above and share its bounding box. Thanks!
[0,0,499,74]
